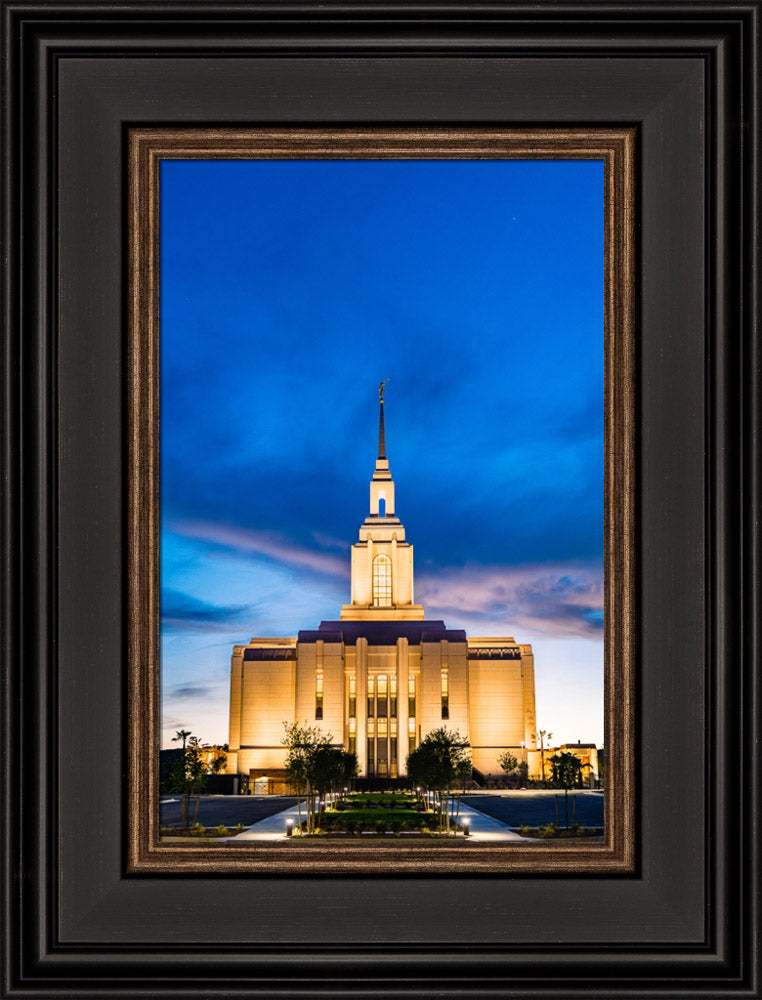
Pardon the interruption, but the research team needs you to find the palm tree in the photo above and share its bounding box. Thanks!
[171,729,193,827]
[172,729,192,751]
[532,729,552,784]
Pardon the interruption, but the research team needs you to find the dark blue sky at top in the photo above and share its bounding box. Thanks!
[160,158,604,575]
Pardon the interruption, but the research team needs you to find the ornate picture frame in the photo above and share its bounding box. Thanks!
[128,126,635,875]
[2,3,758,997]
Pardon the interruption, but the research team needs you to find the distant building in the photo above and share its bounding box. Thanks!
[550,742,600,786]
[226,392,539,782]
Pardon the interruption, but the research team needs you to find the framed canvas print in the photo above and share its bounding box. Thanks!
[128,127,634,874]
[2,3,759,999]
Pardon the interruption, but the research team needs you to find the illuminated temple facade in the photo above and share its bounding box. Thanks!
[226,394,539,782]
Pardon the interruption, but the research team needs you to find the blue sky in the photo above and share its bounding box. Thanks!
[160,158,604,750]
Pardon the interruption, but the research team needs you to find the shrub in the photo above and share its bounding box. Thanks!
[212,824,228,836]
[344,819,357,835]
[234,823,245,832]
[375,819,387,834]
[390,819,402,834]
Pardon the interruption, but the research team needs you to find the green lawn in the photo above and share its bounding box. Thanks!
[318,808,438,832]
[312,792,467,833]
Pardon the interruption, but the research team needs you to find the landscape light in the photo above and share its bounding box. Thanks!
[463,817,470,837]
[286,818,294,837]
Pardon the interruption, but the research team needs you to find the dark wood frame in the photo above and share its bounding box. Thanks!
[2,2,759,997]
[128,126,635,875]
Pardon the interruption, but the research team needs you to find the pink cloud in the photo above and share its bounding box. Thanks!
[172,519,350,579]
[417,562,604,639]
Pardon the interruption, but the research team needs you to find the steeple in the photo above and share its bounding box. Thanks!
[339,383,424,621]
[378,378,388,459]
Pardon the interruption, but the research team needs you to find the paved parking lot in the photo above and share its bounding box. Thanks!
[461,791,604,828]
[160,794,297,828]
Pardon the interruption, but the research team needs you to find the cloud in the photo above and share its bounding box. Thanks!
[161,589,251,632]
[417,562,604,639]
[311,531,350,552]
[171,519,350,579]
[169,684,214,700]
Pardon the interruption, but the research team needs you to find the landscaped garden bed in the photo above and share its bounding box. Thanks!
[298,790,467,836]
[160,822,245,838]
[518,824,604,839]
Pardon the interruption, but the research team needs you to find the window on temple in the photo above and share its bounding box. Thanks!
[377,674,388,717]
[348,672,356,717]
[372,553,392,607]
[441,669,449,720]
[315,669,324,720]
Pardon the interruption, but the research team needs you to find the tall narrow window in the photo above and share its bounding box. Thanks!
[408,673,416,717]
[377,674,388,717]
[348,716,357,755]
[315,669,324,720]
[348,672,356,717]
[367,674,375,717]
[372,553,392,607]
[408,715,416,756]
[441,669,449,720]
[390,674,397,716]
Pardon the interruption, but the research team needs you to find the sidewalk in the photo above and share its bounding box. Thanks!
[457,801,526,842]
[229,801,303,842]
[227,799,525,842]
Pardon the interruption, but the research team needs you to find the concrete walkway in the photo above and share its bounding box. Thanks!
[457,801,527,842]
[227,798,526,843]
[229,801,304,842]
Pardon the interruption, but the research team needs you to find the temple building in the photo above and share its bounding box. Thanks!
[226,388,539,783]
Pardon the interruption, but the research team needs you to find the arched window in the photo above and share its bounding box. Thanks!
[372,554,392,607]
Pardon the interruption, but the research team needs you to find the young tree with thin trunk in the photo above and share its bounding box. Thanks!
[406,728,471,833]
[549,751,582,828]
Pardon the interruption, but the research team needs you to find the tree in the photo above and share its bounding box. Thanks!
[209,747,228,774]
[166,732,208,827]
[531,729,552,784]
[283,722,345,834]
[406,728,471,833]
[166,731,225,827]
[497,751,518,778]
[340,750,359,789]
[453,756,473,827]
[172,728,192,751]
[518,760,529,788]
[549,751,582,827]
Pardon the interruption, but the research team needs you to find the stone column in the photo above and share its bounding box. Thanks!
[356,638,368,777]
[367,539,374,607]
[396,637,409,778]
[391,535,398,606]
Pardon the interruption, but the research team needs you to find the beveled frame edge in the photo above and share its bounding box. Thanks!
[126,126,636,876]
